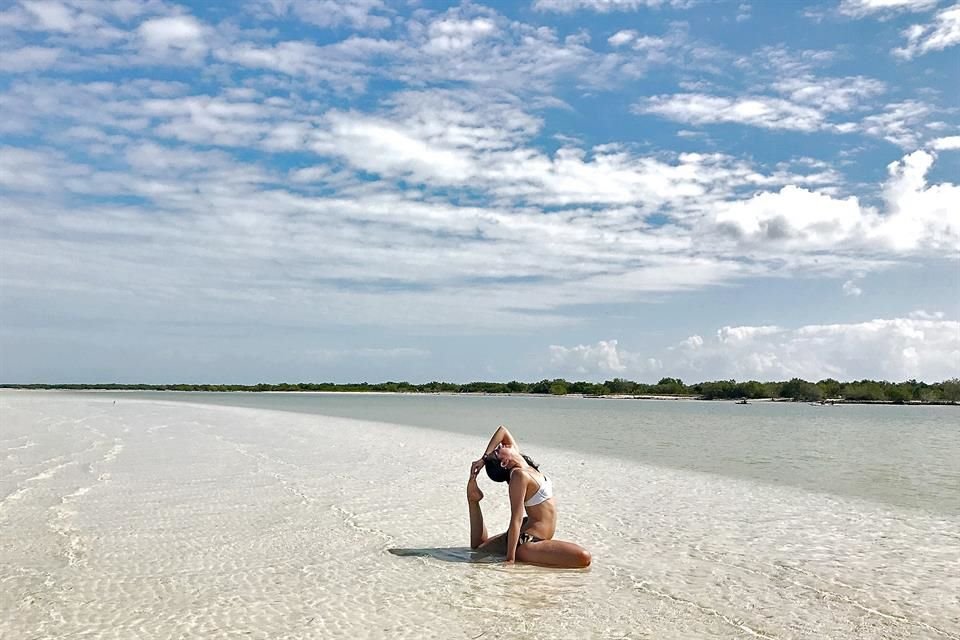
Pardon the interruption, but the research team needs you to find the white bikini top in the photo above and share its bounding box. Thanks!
[524,472,554,507]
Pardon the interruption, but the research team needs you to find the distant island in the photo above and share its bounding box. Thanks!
[4,377,958,405]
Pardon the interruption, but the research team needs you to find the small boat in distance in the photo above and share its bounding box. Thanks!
[736,399,749,405]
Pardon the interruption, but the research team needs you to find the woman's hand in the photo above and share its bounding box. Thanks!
[470,458,485,477]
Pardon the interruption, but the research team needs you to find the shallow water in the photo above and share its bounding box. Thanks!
[99,391,960,516]
[1,392,958,639]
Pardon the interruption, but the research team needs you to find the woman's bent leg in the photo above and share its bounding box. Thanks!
[516,539,592,568]
[475,517,528,555]
[477,532,507,554]
[468,499,488,549]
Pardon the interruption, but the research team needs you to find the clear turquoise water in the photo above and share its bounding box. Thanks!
[105,392,960,516]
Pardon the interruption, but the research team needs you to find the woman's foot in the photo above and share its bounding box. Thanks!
[467,477,484,503]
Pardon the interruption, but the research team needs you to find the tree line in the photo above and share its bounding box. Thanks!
[3,377,959,403]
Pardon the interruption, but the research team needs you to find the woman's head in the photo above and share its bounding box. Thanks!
[483,444,539,483]
[484,455,511,482]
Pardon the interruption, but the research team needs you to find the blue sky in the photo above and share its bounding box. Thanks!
[1,0,958,384]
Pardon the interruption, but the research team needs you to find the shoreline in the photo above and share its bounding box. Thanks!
[3,387,955,406]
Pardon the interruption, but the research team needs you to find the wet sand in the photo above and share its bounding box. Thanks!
[1,392,958,639]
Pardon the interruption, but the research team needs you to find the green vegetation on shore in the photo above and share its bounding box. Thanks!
[4,377,959,404]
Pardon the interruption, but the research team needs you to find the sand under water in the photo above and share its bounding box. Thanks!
[1,392,958,639]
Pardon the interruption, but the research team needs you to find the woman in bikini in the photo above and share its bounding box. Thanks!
[466,425,591,568]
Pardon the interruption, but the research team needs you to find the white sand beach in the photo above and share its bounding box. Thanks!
[1,391,958,639]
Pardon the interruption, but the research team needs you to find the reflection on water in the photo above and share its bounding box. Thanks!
[109,391,960,515]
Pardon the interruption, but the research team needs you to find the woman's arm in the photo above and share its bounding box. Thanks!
[504,471,527,563]
[481,425,518,458]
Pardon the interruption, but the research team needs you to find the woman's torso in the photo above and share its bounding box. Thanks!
[520,468,556,540]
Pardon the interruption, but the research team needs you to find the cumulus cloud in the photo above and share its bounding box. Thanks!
[535,0,689,11]
[608,29,636,46]
[138,14,208,61]
[842,279,863,296]
[773,75,885,112]
[714,186,865,246]
[871,150,960,251]
[549,340,629,374]
[0,45,61,72]
[637,81,914,139]
[710,147,959,253]
[250,0,391,30]
[553,314,960,381]
[21,0,76,31]
[677,315,960,381]
[636,93,826,131]
[930,135,960,150]
[315,111,476,184]
[306,89,833,207]
[893,3,960,58]
[549,339,667,378]
[839,0,939,18]
[855,100,932,148]
[424,17,496,52]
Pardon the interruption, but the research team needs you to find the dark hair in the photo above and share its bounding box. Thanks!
[484,452,540,483]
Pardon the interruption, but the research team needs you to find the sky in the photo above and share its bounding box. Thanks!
[0,0,958,385]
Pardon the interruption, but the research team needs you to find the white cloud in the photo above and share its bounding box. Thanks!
[909,310,945,320]
[842,279,863,296]
[717,325,781,343]
[215,10,599,93]
[639,75,899,136]
[710,147,959,254]
[535,0,689,11]
[548,314,960,381]
[0,3,957,357]
[714,186,866,246]
[138,14,208,61]
[839,0,938,18]
[636,93,826,131]
[857,100,932,148]
[425,17,496,52]
[0,45,61,72]
[21,0,75,31]
[549,339,629,374]
[735,45,836,78]
[930,135,960,150]
[871,149,960,251]
[608,29,636,46]
[310,92,803,207]
[315,111,476,184]
[549,339,667,379]
[213,39,392,93]
[773,75,885,112]
[0,0,162,50]
[254,0,391,30]
[893,3,960,58]
[684,317,960,381]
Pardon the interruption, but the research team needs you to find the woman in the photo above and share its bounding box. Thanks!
[467,425,591,568]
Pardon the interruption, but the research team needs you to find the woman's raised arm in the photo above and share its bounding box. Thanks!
[481,424,517,458]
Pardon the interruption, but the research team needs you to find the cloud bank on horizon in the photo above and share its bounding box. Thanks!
[0,0,958,383]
